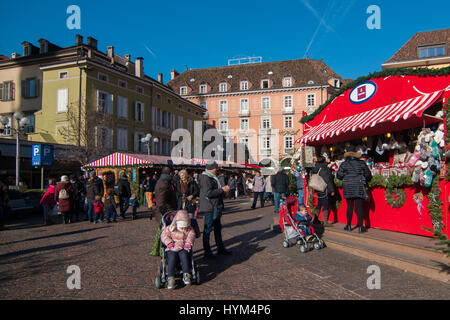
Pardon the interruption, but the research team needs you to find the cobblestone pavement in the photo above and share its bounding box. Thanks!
[0,199,449,300]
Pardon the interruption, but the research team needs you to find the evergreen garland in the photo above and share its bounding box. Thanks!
[384,174,413,208]
[300,66,450,124]
[367,174,388,188]
[426,175,444,231]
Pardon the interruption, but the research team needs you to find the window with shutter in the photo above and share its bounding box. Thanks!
[57,88,68,113]
[0,83,3,100]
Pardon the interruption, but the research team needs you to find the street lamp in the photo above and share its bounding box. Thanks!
[1,112,30,187]
[141,133,159,155]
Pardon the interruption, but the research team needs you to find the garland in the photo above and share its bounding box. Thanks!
[426,175,444,231]
[300,66,450,124]
[384,174,413,208]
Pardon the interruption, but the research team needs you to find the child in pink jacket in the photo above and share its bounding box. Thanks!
[161,210,196,289]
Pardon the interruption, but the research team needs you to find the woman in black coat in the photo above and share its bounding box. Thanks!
[311,156,335,225]
[336,145,372,233]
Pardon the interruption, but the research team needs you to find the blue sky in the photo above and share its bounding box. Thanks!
[1,0,449,81]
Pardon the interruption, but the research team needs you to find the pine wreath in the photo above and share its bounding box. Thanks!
[385,188,407,208]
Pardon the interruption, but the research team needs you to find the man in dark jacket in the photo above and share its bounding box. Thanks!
[154,167,177,217]
[271,168,289,214]
[336,145,372,233]
[117,172,132,219]
[199,161,231,259]
[69,174,85,222]
[311,156,335,226]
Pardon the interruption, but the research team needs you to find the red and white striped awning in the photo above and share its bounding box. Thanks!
[84,152,152,168]
[297,90,443,144]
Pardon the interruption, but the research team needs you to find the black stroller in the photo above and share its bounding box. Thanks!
[154,210,201,289]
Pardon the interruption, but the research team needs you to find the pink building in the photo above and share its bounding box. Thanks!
[167,59,344,166]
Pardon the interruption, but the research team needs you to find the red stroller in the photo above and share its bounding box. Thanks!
[278,196,324,253]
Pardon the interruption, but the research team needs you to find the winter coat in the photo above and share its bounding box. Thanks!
[104,194,116,209]
[311,163,335,197]
[198,171,224,213]
[70,180,85,201]
[54,182,74,212]
[92,200,104,213]
[336,152,372,199]
[154,174,177,216]
[252,176,266,193]
[86,178,103,203]
[294,212,312,227]
[228,178,237,190]
[271,171,289,194]
[40,185,56,206]
[175,178,199,213]
[117,177,131,198]
[160,210,196,252]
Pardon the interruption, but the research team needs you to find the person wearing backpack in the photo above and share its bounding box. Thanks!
[54,175,75,224]
[311,156,335,226]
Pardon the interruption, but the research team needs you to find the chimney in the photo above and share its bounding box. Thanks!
[158,73,163,83]
[11,53,20,59]
[124,54,131,62]
[107,46,115,64]
[38,39,49,54]
[107,46,114,58]
[75,34,83,46]
[171,69,179,80]
[86,36,98,50]
[135,57,144,78]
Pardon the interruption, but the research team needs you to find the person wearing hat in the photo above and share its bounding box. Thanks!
[336,144,372,233]
[54,175,75,224]
[198,161,231,258]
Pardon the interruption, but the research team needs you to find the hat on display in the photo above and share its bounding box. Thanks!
[206,161,219,170]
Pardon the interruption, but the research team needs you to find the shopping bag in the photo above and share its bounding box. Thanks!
[309,168,327,192]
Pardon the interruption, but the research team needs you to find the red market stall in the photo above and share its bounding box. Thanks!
[297,69,450,237]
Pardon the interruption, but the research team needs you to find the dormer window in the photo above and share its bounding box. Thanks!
[40,42,48,54]
[219,82,227,92]
[334,79,341,88]
[418,44,445,58]
[24,46,31,57]
[180,86,187,95]
[240,81,248,90]
[283,77,292,87]
[199,84,207,94]
[261,79,270,89]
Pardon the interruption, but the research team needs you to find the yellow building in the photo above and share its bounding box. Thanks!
[382,28,450,70]
[0,35,205,164]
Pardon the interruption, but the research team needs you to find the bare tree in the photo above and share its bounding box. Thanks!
[58,99,114,165]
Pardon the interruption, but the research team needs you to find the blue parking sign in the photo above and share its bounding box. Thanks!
[32,144,54,166]
[32,144,41,166]
[42,145,54,166]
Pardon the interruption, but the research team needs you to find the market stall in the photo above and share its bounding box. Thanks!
[296,68,450,237]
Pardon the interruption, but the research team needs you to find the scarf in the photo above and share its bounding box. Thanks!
[202,170,222,188]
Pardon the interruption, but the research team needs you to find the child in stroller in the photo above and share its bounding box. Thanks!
[279,196,324,253]
[155,210,200,289]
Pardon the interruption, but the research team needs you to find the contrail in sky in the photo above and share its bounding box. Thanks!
[143,44,157,58]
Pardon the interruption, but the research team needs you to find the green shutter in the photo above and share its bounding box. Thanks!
[0,83,3,101]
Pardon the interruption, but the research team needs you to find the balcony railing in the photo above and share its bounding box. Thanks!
[282,107,294,114]
[239,109,250,117]
[259,127,272,135]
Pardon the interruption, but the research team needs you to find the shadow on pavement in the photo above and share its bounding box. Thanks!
[0,237,106,262]
[0,227,111,246]
[194,227,278,284]
[221,216,263,229]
